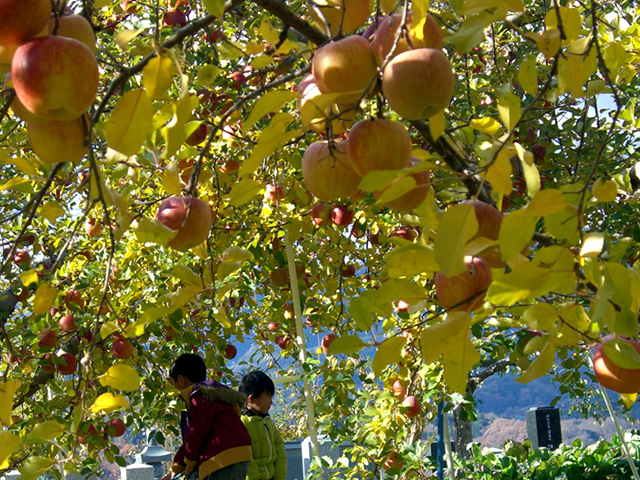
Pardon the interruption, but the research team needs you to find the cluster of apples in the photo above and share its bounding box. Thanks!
[299,9,451,220]
[2,1,98,165]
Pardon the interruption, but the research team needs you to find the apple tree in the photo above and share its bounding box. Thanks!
[1,0,640,477]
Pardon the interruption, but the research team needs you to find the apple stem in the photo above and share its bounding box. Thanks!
[598,382,640,480]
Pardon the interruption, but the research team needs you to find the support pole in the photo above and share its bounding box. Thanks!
[437,402,444,480]
[284,231,321,458]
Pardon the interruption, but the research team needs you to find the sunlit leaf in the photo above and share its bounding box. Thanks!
[170,265,202,287]
[227,179,262,207]
[32,283,57,314]
[0,431,21,469]
[481,148,512,196]
[162,94,199,159]
[384,245,439,278]
[0,379,20,426]
[143,56,177,100]
[135,217,178,246]
[487,265,550,306]
[558,49,597,98]
[429,110,446,138]
[516,342,555,383]
[469,117,502,137]
[158,286,202,308]
[195,64,223,86]
[514,142,540,196]
[115,29,141,50]
[527,29,561,58]
[545,7,582,42]
[327,334,368,356]
[202,0,226,18]
[372,336,407,377]
[99,364,141,392]
[39,201,65,222]
[522,303,558,332]
[592,178,618,202]
[243,90,298,133]
[580,232,605,258]
[349,298,374,331]
[163,158,183,194]
[89,393,130,413]
[526,189,566,216]
[434,203,478,277]
[23,420,65,444]
[105,88,154,156]
[518,56,539,95]
[499,209,537,260]
[497,92,522,132]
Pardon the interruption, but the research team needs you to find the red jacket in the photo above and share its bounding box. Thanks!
[171,380,252,480]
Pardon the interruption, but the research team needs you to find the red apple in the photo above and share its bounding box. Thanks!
[347,119,412,176]
[47,14,97,53]
[383,451,405,471]
[396,300,410,313]
[64,289,85,309]
[464,199,504,267]
[105,417,126,437]
[0,0,51,47]
[311,203,332,226]
[185,123,208,146]
[312,35,377,101]
[84,217,101,237]
[307,0,371,36]
[20,233,36,245]
[224,344,238,360]
[228,71,247,89]
[302,139,362,201]
[390,227,418,242]
[321,333,338,353]
[401,395,421,418]
[275,335,291,349]
[156,196,214,251]
[112,339,134,359]
[12,35,99,121]
[38,328,57,349]
[14,250,31,267]
[270,267,289,287]
[58,314,78,332]
[267,322,280,332]
[163,10,187,27]
[382,48,454,120]
[593,335,640,394]
[391,379,406,400]
[264,184,285,203]
[219,159,240,174]
[13,286,29,302]
[331,206,354,226]
[78,423,99,444]
[434,256,493,312]
[297,74,356,134]
[41,353,55,374]
[341,264,356,277]
[57,352,78,375]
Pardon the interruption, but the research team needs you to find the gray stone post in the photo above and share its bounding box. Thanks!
[121,462,155,480]
[136,430,173,480]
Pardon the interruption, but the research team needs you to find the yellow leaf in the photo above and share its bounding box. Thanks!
[217,246,254,280]
[158,286,202,308]
[143,56,176,100]
[89,392,130,413]
[240,114,298,177]
[19,269,38,288]
[0,379,20,426]
[461,0,523,15]
[243,90,298,133]
[0,431,21,469]
[497,92,522,132]
[526,189,566,216]
[372,336,407,377]
[443,328,481,393]
[162,94,199,159]
[527,29,561,58]
[327,334,367,356]
[580,232,604,258]
[227,179,262,207]
[545,7,581,42]
[213,308,231,328]
[376,279,428,305]
[250,55,274,69]
[170,265,202,287]
[376,177,417,205]
[487,265,549,306]
[592,178,618,202]
[259,16,279,44]
[620,393,638,409]
[522,303,558,332]
[349,298,374,331]
[449,8,507,53]
[359,169,403,192]
[6,156,37,176]
[135,217,178,246]
[163,158,183,194]
[516,342,555,383]
[518,56,539,95]
[604,42,630,79]
[99,364,141,392]
[194,64,223,86]
[202,0,226,18]
[0,176,33,193]
[380,0,396,14]
[105,88,154,156]
[481,148,512,196]
[429,110,446,138]
[33,283,57,314]
[39,201,65,222]
[23,420,65,444]
[126,306,173,338]
[558,49,597,98]
[18,456,56,480]
[533,247,576,296]
[435,203,478,277]
[499,209,537,260]
[100,321,120,340]
[469,117,503,137]
[384,245,439,278]
[115,29,141,50]
[514,142,540,196]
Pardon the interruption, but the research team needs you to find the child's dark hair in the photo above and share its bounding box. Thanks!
[169,353,207,383]
[239,371,275,398]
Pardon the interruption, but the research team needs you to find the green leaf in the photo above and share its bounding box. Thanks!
[602,337,640,369]
[522,303,558,332]
[373,336,407,377]
[349,298,374,331]
[0,432,21,469]
[327,334,367,356]
[18,456,56,480]
[202,0,226,18]
[383,245,439,278]
[434,203,478,277]
[23,420,65,444]
[516,342,555,383]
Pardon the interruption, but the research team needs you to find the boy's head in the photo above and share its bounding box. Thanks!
[168,353,207,389]
[239,371,275,414]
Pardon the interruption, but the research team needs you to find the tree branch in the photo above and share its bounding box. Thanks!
[250,0,329,46]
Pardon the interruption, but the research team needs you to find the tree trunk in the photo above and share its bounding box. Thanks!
[452,404,474,459]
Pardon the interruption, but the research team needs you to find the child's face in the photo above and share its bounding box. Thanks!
[249,392,273,414]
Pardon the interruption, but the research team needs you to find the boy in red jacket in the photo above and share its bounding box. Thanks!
[161,353,252,480]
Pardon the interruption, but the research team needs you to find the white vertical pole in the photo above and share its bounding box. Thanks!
[284,230,321,457]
